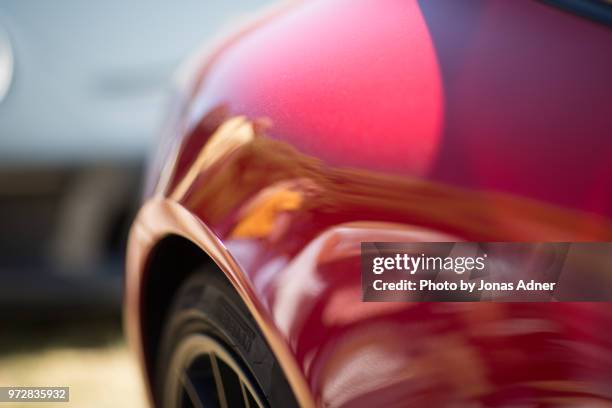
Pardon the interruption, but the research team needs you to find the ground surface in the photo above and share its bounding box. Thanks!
[0,317,147,407]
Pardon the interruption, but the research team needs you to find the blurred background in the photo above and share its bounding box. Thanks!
[0,1,271,406]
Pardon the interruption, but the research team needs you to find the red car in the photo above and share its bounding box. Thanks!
[125,1,612,407]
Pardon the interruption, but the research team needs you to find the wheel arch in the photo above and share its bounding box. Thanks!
[126,198,316,408]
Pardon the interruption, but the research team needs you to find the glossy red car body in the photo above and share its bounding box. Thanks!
[126,1,612,406]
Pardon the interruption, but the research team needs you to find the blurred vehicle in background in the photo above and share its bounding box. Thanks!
[0,0,271,315]
[125,0,612,407]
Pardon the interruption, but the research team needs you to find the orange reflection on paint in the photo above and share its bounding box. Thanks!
[231,182,304,239]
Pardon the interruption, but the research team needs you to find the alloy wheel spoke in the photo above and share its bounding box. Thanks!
[180,373,205,408]
[210,353,228,408]
[240,381,250,408]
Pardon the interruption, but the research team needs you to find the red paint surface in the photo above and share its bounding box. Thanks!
[128,0,612,406]
[191,0,443,176]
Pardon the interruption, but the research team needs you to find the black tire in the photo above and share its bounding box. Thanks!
[155,270,299,408]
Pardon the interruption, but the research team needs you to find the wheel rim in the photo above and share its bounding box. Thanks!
[165,334,266,408]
